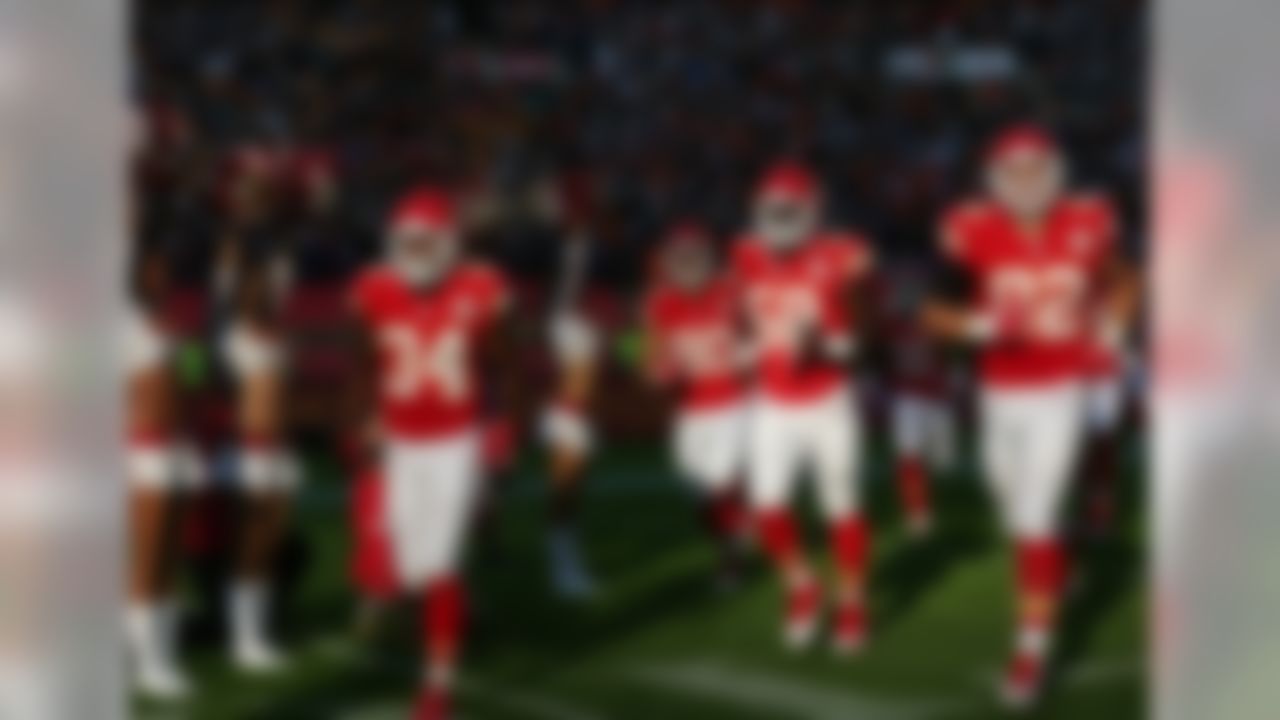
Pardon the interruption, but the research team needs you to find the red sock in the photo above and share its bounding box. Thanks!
[757,508,800,572]
[424,577,465,665]
[1016,539,1066,599]
[896,457,931,520]
[710,489,747,539]
[831,515,869,587]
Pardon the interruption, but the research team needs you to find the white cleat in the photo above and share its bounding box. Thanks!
[233,639,287,674]
[782,615,820,652]
[134,662,190,701]
[997,654,1044,712]
[781,582,822,652]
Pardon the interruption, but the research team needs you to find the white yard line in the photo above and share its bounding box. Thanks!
[626,658,967,720]
[299,634,604,720]
[974,657,1141,689]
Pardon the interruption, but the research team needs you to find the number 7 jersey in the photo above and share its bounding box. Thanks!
[941,194,1117,387]
[350,263,510,440]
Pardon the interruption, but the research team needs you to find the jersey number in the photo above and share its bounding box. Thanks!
[988,265,1086,341]
[379,324,468,401]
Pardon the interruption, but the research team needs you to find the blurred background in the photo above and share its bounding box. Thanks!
[129,1,1147,717]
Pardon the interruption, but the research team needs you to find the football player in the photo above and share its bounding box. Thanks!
[923,124,1138,708]
[884,271,955,538]
[347,186,519,720]
[733,161,876,655]
[641,223,750,585]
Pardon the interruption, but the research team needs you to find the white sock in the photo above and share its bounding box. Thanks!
[229,580,269,650]
[1017,624,1051,658]
[126,602,164,669]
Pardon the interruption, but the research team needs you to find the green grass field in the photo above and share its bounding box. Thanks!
[136,441,1144,719]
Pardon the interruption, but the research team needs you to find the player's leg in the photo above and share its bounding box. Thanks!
[126,440,189,698]
[892,394,933,537]
[748,400,819,649]
[675,405,749,587]
[998,384,1087,708]
[810,389,869,654]
[387,435,481,720]
[925,395,958,474]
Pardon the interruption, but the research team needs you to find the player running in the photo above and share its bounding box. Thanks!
[640,222,751,586]
[347,186,519,720]
[923,124,1138,709]
[883,270,956,538]
[733,161,876,655]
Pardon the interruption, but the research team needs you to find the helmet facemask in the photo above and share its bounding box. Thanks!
[389,221,459,288]
[753,193,819,251]
[986,145,1066,222]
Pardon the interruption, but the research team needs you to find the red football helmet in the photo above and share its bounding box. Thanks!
[655,221,716,289]
[984,124,1065,220]
[753,161,822,250]
[387,187,460,287]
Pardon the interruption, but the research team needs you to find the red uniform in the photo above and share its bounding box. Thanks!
[350,263,510,440]
[731,232,871,403]
[941,194,1117,387]
[642,278,744,412]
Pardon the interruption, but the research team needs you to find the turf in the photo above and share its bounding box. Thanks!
[135,441,1145,719]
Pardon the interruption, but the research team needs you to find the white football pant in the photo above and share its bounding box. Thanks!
[892,393,956,470]
[748,387,862,520]
[980,382,1086,538]
[672,402,747,493]
[384,432,480,588]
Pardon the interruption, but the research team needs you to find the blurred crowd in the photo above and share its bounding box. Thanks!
[134,0,1145,293]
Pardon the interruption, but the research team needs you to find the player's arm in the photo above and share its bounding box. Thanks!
[823,239,876,368]
[1096,248,1140,342]
[922,218,999,344]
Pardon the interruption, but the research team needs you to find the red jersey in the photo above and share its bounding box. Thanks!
[941,194,1117,387]
[732,232,871,403]
[351,262,510,440]
[642,278,744,412]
